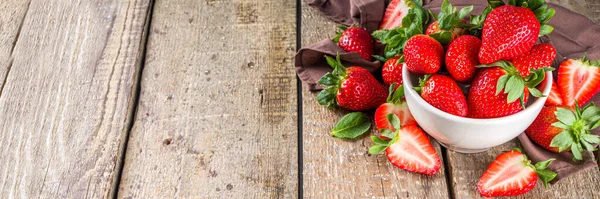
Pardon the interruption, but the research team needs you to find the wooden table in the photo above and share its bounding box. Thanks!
[0,0,598,198]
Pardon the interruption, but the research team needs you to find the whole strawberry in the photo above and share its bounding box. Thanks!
[375,84,416,139]
[478,1,555,64]
[317,55,387,111]
[445,35,481,83]
[404,34,444,75]
[382,56,404,88]
[477,148,556,197]
[526,104,600,160]
[334,26,374,61]
[416,74,468,117]
[558,57,600,107]
[425,0,472,45]
[511,43,556,77]
[467,67,529,118]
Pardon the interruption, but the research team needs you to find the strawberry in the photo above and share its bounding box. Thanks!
[478,1,555,64]
[381,56,405,88]
[425,0,472,45]
[369,115,441,175]
[445,35,481,83]
[404,34,444,75]
[334,26,374,61]
[525,104,600,160]
[379,0,415,30]
[375,84,416,139]
[558,57,600,107]
[477,148,556,197]
[511,43,557,77]
[416,74,468,117]
[317,55,388,111]
[538,78,564,106]
[468,61,552,118]
[372,2,428,59]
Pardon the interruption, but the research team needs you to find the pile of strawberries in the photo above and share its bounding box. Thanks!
[316,0,600,197]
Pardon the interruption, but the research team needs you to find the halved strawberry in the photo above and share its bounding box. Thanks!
[375,84,417,139]
[369,115,441,175]
[558,57,600,107]
[477,149,556,197]
[379,0,414,30]
[538,78,564,106]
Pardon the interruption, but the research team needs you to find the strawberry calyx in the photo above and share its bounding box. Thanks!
[387,83,407,104]
[509,147,558,186]
[332,25,352,43]
[372,0,428,59]
[428,0,473,45]
[317,54,348,108]
[412,74,432,94]
[550,103,600,161]
[489,0,555,36]
[579,54,600,67]
[477,61,553,106]
[369,114,402,154]
[466,5,492,37]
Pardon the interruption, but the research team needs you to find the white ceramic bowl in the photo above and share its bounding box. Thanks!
[402,65,552,153]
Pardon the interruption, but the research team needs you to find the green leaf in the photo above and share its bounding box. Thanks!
[581,134,600,144]
[539,25,554,36]
[581,105,600,122]
[368,145,388,155]
[496,75,510,95]
[529,87,544,97]
[372,136,390,145]
[429,31,452,45]
[390,85,406,104]
[318,73,338,86]
[571,142,583,161]
[387,113,401,130]
[535,158,555,170]
[591,119,600,129]
[536,169,557,187]
[504,75,519,94]
[488,0,505,8]
[380,129,396,139]
[581,140,596,151]
[507,77,525,103]
[551,121,569,129]
[458,6,474,19]
[317,90,336,107]
[527,0,544,10]
[330,112,372,139]
[555,108,577,125]
[550,131,574,152]
[373,55,387,62]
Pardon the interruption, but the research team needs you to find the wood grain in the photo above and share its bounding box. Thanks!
[0,0,151,198]
[300,2,450,198]
[0,0,30,93]
[117,0,298,198]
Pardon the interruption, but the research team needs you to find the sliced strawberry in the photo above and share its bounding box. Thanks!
[375,85,416,139]
[477,149,556,197]
[379,0,413,30]
[538,78,564,106]
[386,124,440,175]
[558,57,600,107]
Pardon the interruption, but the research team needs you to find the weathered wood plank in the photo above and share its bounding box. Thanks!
[117,0,298,198]
[301,2,450,198]
[0,0,151,198]
[0,0,30,93]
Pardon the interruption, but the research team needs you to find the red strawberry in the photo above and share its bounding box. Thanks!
[479,6,540,64]
[511,43,556,77]
[525,104,600,160]
[477,149,556,197]
[558,57,600,107]
[467,67,530,118]
[317,55,388,111]
[379,0,415,30]
[445,35,481,83]
[369,120,441,175]
[375,85,416,139]
[382,56,404,88]
[538,78,564,106]
[425,0,472,44]
[404,34,444,75]
[334,26,374,61]
[417,74,468,117]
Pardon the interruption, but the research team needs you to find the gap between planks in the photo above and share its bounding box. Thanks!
[296,0,304,198]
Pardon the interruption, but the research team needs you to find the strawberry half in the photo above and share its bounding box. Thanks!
[538,78,564,106]
[425,0,472,45]
[381,56,405,88]
[477,148,556,197]
[558,57,600,107]
[375,84,416,139]
[379,0,415,30]
[334,26,374,61]
[525,103,600,160]
[416,74,468,117]
[404,34,444,75]
[478,1,555,64]
[369,115,441,175]
[317,55,388,111]
[445,35,481,83]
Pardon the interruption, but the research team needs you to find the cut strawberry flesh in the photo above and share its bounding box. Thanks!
[386,125,440,175]
[375,103,416,138]
[558,59,600,107]
[477,151,537,197]
[538,78,564,106]
[379,0,411,30]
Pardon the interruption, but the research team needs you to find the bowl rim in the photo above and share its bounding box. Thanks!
[402,64,553,124]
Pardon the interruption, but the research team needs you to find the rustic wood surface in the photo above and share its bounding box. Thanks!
[0,0,30,92]
[300,1,450,198]
[0,0,150,198]
[117,0,298,198]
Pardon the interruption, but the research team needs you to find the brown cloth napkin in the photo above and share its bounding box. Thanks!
[297,0,600,182]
